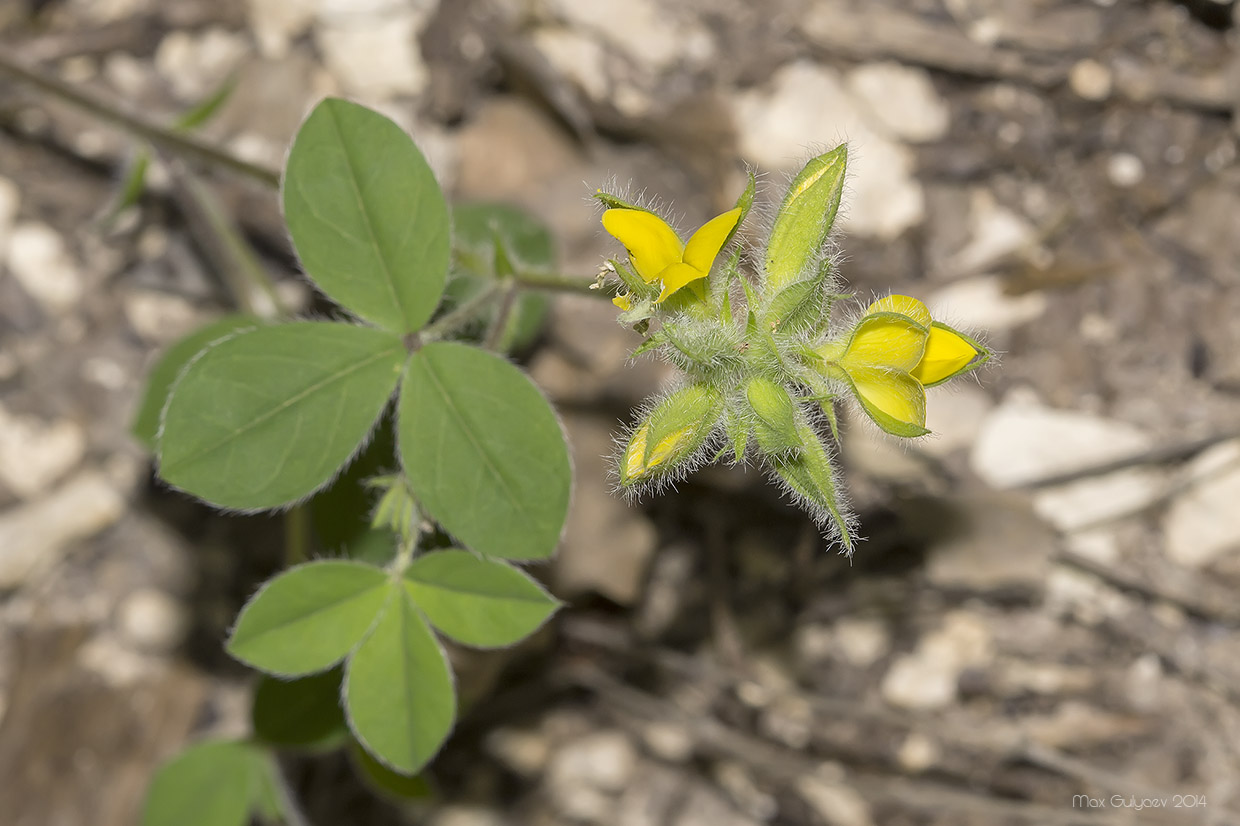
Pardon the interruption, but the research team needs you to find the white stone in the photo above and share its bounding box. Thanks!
[0,176,20,259]
[247,0,316,58]
[971,394,1165,531]
[881,611,992,710]
[731,61,923,239]
[154,27,250,101]
[846,62,950,143]
[117,588,190,652]
[428,807,505,826]
[485,727,550,777]
[896,733,938,773]
[315,12,428,99]
[795,776,873,826]
[1069,59,1112,101]
[929,276,1045,333]
[0,405,86,499]
[1107,153,1145,187]
[1163,440,1240,568]
[532,26,609,102]
[945,189,1036,275]
[832,617,890,667]
[921,384,993,457]
[0,472,125,589]
[546,730,637,821]
[546,0,684,73]
[641,722,694,762]
[122,289,207,344]
[6,222,82,312]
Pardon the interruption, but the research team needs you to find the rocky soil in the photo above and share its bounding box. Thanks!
[2,0,1240,824]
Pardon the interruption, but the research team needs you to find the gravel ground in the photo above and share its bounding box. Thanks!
[2,1,1240,824]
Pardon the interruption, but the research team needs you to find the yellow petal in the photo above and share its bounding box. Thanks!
[622,423,651,482]
[648,427,690,468]
[841,313,927,372]
[911,324,978,386]
[848,366,928,435]
[601,209,683,284]
[612,292,633,311]
[655,262,707,303]
[865,294,931,328]
[682,208,741,274]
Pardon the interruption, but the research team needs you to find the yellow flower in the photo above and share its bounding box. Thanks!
[817,295,980,437]
[602,207,741,309]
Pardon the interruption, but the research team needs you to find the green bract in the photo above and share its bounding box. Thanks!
[143,98,574,796]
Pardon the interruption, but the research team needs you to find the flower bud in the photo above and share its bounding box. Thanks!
[620,385,722,485]
[764,145,847,292]
[744,376,800,455]
[769,422,853,552]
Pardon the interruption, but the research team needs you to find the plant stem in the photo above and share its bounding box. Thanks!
[283,505,311,566]
[420,281,503,341]
[483,282,519,350]
[514,268,608,296]
[0,50,280,187]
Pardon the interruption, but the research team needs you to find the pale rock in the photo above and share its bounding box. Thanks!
[896,733,938,773]
[0,176,19,258]
[673,784,763,826]
[1022,700,1145,749]
[921,384,993,457]
[1107,152,1145,187]
[1125,653,1163,712]
[992,659,1097,696]
[845,62,950,143]
[944,189,1036,275]
[796,776,873,826]
[485,727,550,777]
[831,617,890,667]
[732,61,923,239]
[78,632,158,687]
[315,10,428,99]
[546,0,685,73]
[911,494,1054,595]
[971,393,1166,531]
[714,761,777,821]
[1069,59,1113,101]
[0,472,125,589]
[117,588,190,652]
[0,405,86,499]
[532,26,609,101]
[122,289,208,344]
[553,414,657,605]
[1063,526,1120,564]
[429,807,505,826]
[247,0,316,58]
[547,730,637,821]
[1163,440,1240,568]
[761,694,813,749]
[154,27,251,101]
[881,611,992,710]
[103,49,156,99]
[641,721,694,762]
[7,222,82,312]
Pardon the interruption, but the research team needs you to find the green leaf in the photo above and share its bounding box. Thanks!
[141,740,270,826]
[345,584,455,775]
[399,342,570,560]
[158,321,405,510]
[252,668,349,751]
[349,741,435,802]
[404,550,559,648]
[228,560,390,676]
[765,144,847,292]
[132,314,260,451]
[283,97,450,333]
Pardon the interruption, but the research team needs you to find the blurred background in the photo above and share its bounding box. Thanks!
[2,0,1239,824]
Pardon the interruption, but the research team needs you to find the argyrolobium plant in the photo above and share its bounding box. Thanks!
[598,145,991,550]
[137,98,573,822]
